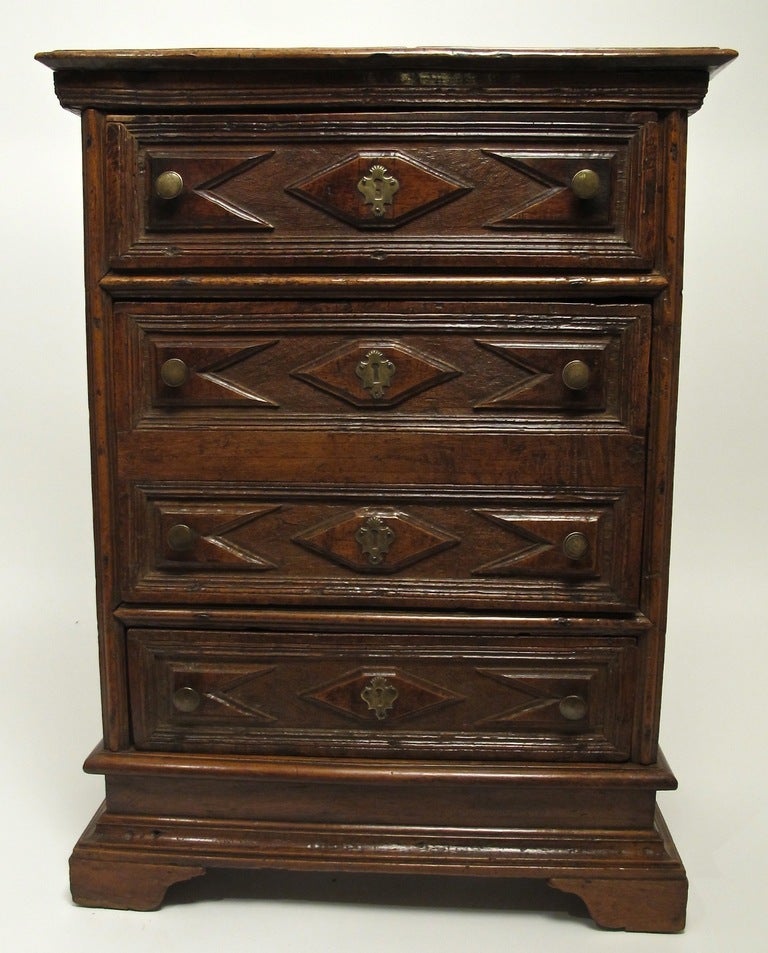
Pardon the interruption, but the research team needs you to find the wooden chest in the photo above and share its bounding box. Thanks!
[38,47,736,931]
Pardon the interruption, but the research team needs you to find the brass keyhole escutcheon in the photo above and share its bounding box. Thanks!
[356,349,396,399]
[155,170,184,199]
[355,515,395,566]
[358,163,400,217]
[361,676,399,720]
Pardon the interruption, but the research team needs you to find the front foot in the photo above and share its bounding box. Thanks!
[548,875,688,933]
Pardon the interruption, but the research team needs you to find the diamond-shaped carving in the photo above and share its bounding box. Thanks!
[149,153,275,229]
[156,340,279,407]
[292,341,461,408]
[158,504,280,570]
[471,509,600,576]
[483,152,612,228]
[473,342,551,409]
[286,151,472,229]
[193,154,276,225]
[293,507,459,573]
[473,340,607,411]
[301,667,464,723]
[172,666,277,723]
[473,669,592,727]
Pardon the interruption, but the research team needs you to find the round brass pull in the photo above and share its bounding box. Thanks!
[160,357,189,388]
[167,523,196,552]
[559,694,587,721]
[570,168,601,200]
[155,170,184,199]
[562,359,591,391]
[173,686,202,712]
[563,532,589,560]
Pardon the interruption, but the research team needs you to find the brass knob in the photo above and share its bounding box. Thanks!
[167,523,196,552]
[562,359,591,391]
[155,170,184,199]
[570,168,600,200]
[173,687,201,712]
[559,694,587,721]
[160,357,189,388]
[563,532,589,560]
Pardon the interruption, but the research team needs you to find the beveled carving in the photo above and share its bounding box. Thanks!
[155,504,280,570]
[155,340,280,408]
[293,340,460,409]
[286,150,471,228]
[300,666,464,724]
[293,507,460,574]
[471,509,602,577]
[474,669,593,727]
[484,152,613,228]
[473,340,606,411]
[148,152,275,229]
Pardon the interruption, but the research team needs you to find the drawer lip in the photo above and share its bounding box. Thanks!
[85,741,679,788]
[127,628,638,762]
[106,111,657,271]
[114,605,655,634]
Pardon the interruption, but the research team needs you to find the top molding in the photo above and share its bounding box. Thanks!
[36,47,737,113]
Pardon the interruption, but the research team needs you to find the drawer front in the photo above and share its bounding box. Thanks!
[115,301,650,435]
[124,485,642,612]
[128,629,638,761]
[107,111,657,270]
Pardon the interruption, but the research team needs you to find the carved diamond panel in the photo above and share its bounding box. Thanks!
[286,151,472,228]
[293,507,460,573]
[292,341,461,408]
[473,669,594,726]
[156,503,280,570]
[473,340,607,411]
[484,152,613,228]
[149,152,275,229]
[155,340,279,407]
[170,666,277,723]
[301,667,465,724]
[471,509,602,576]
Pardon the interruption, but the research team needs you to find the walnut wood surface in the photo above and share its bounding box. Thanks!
[38,48,735,930]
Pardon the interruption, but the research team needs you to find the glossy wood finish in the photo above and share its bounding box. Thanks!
[38,48,737,931]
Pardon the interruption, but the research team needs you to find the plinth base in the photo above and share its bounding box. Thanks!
[70,746,687,932]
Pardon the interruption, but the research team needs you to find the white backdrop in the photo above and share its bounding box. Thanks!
[1,3,765,951]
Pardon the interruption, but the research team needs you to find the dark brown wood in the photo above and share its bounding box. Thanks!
[549,875,688,933]
[36,47,736,113]
[38,48,735,930]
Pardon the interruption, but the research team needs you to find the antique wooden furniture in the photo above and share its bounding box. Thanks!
[38,48,736,931]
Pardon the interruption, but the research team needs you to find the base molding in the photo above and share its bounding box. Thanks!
[70,793,687,931]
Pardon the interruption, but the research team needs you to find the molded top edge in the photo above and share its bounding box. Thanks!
[36,46,738,73]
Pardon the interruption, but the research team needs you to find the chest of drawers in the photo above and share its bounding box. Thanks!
[38,47,735,931]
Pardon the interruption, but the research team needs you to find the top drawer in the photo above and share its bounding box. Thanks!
[106,111,658,271]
